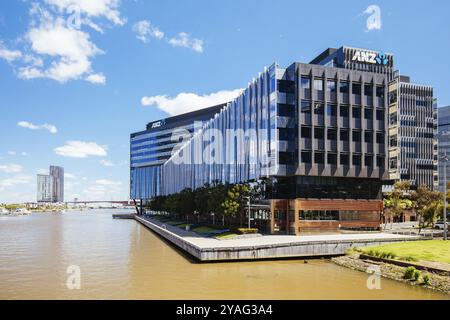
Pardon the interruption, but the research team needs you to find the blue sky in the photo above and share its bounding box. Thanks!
[0,0,449,203]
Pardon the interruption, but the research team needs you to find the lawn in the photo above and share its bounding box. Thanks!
[215,231,238,240]
[191,226,217,234]
[360,240,450,264]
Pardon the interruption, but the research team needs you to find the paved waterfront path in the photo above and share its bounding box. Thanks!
[142,216,419,250]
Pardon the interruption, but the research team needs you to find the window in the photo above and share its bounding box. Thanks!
[340,154,350,165]
[327,128,337,140]
[301,151,312,163]
[314,152,325,164]
[340,105,349,117]
[314,127,324,140]
[314,102,324,115]
[353,154,362,166]
[340,129,349,141]
[279,128,296,140]
[352,82,362,95]
[376,132,384,144]
[301,100,311,114]
[352,130,361,143]
[301,126,312,138]
[364,108,373,120]
[326,104,337,116]
[389,157,398,169]
[376,109,384,121]
[301,76,311,90]
[376,86,385,98]
[389,112,397,125]
[340,81,349,94]
[376,156,384,167]
[364,131,373,143]
[389,135,397,147]
[352,107,361,119]
[327,80,337,93]
[278,103,295,117]
[364,84,373,96]
[328,153,337,165]
[278,80,295,93]
[365,155,373,167]
[314,78,324,91]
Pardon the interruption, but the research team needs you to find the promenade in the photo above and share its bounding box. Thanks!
[135,215,423,262]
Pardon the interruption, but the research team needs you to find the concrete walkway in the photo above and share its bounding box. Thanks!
[142,216,420,249]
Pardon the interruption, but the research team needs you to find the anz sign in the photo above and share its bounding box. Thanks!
[149,119,166,129]
[351,50,389,66]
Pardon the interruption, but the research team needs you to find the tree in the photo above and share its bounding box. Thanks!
[221,183,250,227]
[207,182,228,225]
[383,181,412,229]
[411,185,442,233]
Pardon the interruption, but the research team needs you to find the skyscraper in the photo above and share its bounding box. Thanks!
[50,166,64,203]
[37,174,53,202]
[37,166,64,203]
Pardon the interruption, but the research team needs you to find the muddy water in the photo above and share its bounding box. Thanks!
[0,210,447,300]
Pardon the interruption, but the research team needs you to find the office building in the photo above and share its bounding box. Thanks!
[37,166,64,203]
[50,166,64,203]
[130,104,225,199]
[37,174,53,202]
[131,45,437,234]
[438,105,450,189]
[387,76,438,190]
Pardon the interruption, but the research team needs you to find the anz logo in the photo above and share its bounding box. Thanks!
[150,119,166,129]
[352,50,389,66]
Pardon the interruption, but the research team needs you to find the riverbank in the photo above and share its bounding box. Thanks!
[134,215,424,262]
[332,254,450,295]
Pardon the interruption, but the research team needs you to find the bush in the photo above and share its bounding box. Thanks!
[404,266,416,279]
[422,274,431,285]
[413,270,421,281]
[237,228,259,234]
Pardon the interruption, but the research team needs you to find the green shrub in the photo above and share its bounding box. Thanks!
[402,255,418,262]
[237,228,259,234]
[413,270,421,281]
[422,274,430,285]
[404,266,416,279]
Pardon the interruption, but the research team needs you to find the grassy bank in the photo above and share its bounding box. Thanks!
[359,240,450,264]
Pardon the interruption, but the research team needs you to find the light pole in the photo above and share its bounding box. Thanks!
[442,154,448,240]
[244,196,251,228]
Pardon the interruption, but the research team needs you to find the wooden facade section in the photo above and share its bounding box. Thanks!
[271,199,383,235]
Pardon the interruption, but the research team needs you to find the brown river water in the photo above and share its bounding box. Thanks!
[0,210,448,300]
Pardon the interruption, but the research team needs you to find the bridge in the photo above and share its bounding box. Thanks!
[65,200,133,205]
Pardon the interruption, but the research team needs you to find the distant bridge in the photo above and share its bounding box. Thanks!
[65,201,132,205]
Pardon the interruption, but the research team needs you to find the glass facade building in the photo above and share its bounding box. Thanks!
[37,165,64,203]
[438,105,450,189]
[37,174,53,203]
[130,45,438,233]
[130,104,225,199]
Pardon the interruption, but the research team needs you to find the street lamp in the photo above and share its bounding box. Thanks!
[441,154,448,240]
[243,196,251,229]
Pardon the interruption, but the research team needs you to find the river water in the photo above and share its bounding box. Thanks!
[0,210,447,300]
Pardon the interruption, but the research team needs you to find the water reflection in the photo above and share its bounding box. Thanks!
[0,211,447,300]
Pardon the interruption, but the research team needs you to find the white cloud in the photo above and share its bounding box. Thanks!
[0,175,33,188]
[37,168,48,174]
[65,173,76,179]
[0,1,125,84]
[0,164,23,173]
[45,0,126,26]
[21,152,28,156]
[141,89,242,116]
[85,72,106,84]
[0,42,22,63]
[133,20,164,43]
[7,151,16,156]
[363,5,382,31]
[168,32,203,53]
[55,140,108,158]
[95,179,122,186]
[18,121,58,134]
[25,15,103,82]
[100,159,115,167]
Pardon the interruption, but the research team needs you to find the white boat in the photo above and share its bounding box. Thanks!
[15,208,31,215]
[0,208,9,215]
